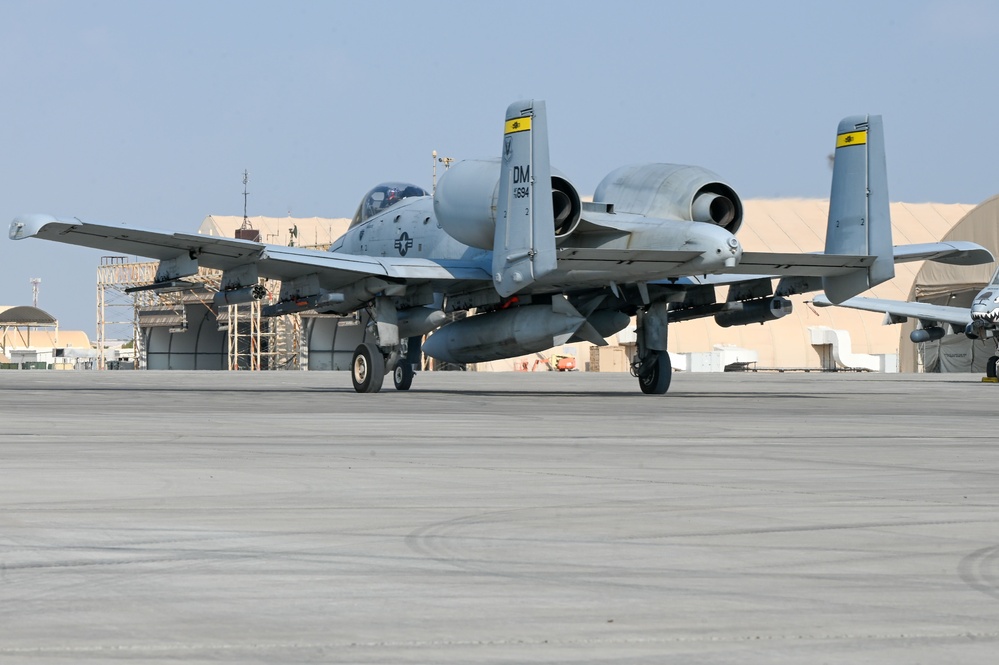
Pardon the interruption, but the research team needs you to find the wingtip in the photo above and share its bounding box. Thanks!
[9,213,59,240]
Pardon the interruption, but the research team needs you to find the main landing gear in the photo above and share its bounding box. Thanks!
[351,334,421,394]
[636,351,672,394]
[351,342,385,393]
[987,355,999,380]
[632,302,673,395]
[393,361,415,390]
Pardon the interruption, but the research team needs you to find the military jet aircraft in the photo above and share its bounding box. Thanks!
[813,265,999,378]
[9,100,993,393]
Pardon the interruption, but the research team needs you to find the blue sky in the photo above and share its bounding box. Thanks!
[2,0,998,334]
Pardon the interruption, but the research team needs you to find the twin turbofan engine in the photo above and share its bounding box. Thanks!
[433,158,582,250]
[592,163,743,234]
[433,160,743,250]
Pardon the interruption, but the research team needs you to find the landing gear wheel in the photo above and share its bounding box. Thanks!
[393,362,414,391]
[987,356,999,379]
[638,351,672,395]
[352,343,385,393]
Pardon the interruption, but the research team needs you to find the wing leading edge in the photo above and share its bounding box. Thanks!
[9,213,490,290]
[812,294,972,327]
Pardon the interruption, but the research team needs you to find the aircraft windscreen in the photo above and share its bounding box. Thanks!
[350,182,428,228]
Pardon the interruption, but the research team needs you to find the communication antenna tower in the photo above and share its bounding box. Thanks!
[30,277,41,307]
[241,170,251,230]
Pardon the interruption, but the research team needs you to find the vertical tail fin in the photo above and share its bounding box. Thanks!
[822,115,894,303]
[492,100,557,298]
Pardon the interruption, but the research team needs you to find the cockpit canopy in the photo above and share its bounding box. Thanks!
[350,182,429,228]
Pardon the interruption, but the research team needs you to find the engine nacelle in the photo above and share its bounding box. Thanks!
[593,163,743,234]
[433,158,582,250]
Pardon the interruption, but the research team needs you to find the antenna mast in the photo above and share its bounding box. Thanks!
[30,277,41,307]
[241,170,251,230]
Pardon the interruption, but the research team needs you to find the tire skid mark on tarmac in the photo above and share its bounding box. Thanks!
[959,545,999,602]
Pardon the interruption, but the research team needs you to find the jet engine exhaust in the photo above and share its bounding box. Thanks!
[692,192,737,228]
[552,175,581,238]
[434,159,583,249]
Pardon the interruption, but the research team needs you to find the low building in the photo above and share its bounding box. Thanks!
[0,305,95,369]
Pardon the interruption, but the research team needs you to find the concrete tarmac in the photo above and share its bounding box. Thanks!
[1,370,998,663]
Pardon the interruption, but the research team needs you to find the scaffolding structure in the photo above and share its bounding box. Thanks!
[97,257,158,370]
[97,257,302,371]
[223,300,277,370]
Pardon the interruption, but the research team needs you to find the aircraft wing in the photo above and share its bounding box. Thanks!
[9,214,264,268]
[257,246,490,287]
[692,241,994,287]
[890,241,995,266]
[8,214,491,291]
[556,247,703,271]
[812,294,972,326]
[726,251,876,277]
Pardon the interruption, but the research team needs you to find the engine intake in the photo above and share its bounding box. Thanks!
[434,159,582,250]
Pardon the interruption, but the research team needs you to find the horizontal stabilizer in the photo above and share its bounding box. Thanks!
[890,241,994,266]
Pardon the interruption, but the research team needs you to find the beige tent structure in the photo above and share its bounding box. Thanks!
[666,198,983,370]
[442,198,990,374]
[897,194,999,373]
[136,196,995,374]
[199,215,351,249]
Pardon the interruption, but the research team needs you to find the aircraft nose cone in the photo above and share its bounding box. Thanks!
[971,302,999,322]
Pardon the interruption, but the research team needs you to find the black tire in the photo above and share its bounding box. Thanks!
[351,343,385,393]
[393,362,414,391]
[987,356,999,379]
[638,351,672,395]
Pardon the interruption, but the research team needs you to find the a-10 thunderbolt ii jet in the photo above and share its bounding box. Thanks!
[813,265,999,379]
[9,100,993,393]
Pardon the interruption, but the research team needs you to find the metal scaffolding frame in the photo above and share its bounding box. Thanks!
[97,257,302,371]
[96,257,156,370]
[224,300,268,370]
